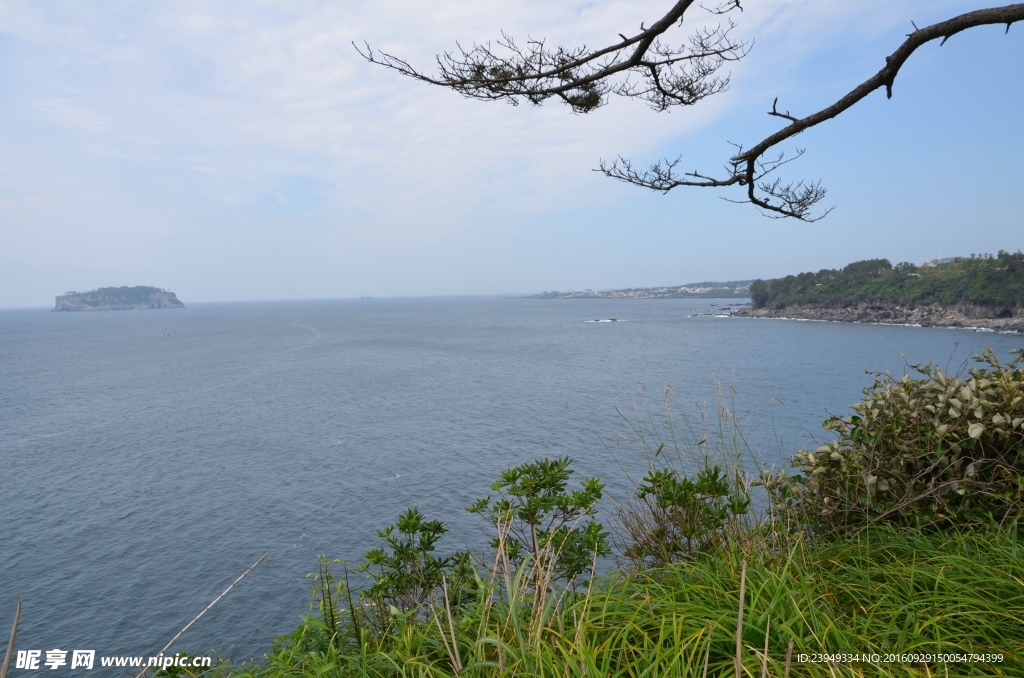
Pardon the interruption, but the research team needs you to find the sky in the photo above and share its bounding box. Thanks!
[1,0,1022,307]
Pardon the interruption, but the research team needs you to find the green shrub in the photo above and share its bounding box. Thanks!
[357,508,474,622]
[222,374,1024,677]
[302,508,474,656]
[618,462,751,568]
[468,456,609,590]
[605,383,762,569]
[290,459,607,665]
[763,348,1024,534]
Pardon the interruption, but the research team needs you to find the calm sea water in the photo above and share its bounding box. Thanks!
[2,298,1021,661]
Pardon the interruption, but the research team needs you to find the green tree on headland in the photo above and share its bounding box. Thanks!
[749,251,1024,314]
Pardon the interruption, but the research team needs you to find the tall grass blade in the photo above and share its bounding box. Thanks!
[761,616,770,678]
[736,559,747,678]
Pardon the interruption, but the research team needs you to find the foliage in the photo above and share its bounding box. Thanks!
[749,250,1024,314]
[620,463,751,569]
[762,348,1024,535]
[217,522,1023,677]
[61,285,174,301]
[240,459,608,673]
[300,509,474,656]
[358,508,473,622]
[208,368,1024,676]
[467,456,609,589]
[150,655,210,678]
[606,383,763,570]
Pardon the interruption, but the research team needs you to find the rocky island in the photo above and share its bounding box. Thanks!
[54,286,185,312]
[732,253,1024,333]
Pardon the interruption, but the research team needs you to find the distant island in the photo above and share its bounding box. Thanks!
[733,252,1024,333]
[533,280,752,300]
[54,286,185,312]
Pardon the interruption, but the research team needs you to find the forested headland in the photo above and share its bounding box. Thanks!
[737,252,1024,332]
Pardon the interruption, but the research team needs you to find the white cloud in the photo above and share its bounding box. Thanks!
[0,0,1017,305]
[33,99,107,132]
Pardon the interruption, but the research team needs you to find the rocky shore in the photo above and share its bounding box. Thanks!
[732,303,1024,333]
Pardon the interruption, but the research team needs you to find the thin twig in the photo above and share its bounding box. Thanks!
[136,553,268,678]
[1,599,22,678]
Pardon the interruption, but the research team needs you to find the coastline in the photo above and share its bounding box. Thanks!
[731,302,1024,333]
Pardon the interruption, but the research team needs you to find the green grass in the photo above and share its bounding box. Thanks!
[177,383,1024,678]
[202,523,1021,678]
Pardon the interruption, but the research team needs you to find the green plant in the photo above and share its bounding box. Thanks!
[763,348,1024,535]
[620,462,751,568]
[355,508,474,639]
[361,509,471,611]
[468,456,609,590]
[309,554,340,643]
[236,521,1023,677]
[300,508,474,660]
[150,656,201,678]
[605,383,765,569]
[222,373,1024,677]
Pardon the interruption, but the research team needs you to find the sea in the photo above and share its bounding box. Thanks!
[2,297,1021,663]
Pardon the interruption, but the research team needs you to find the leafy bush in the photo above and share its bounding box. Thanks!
[605,384,763,570]
[618,462,751,568]
[303,508,473,654]
[468,456,609,590]
[293,458,608,664]
[762,348,1024,534]
[355,508,474,633]
[219,375,1024,677]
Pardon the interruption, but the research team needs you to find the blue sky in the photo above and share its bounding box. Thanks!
[1,1,1022,307]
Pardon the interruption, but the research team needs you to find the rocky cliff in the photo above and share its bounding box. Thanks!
[54,286,185,311]
[732,303,1023,333]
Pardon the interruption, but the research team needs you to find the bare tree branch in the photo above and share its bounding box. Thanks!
[361,3,1024,220]
[730,5,1024,179]
[767,97,798,124]
[603,3,1024,220]
[355,1,749,113]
